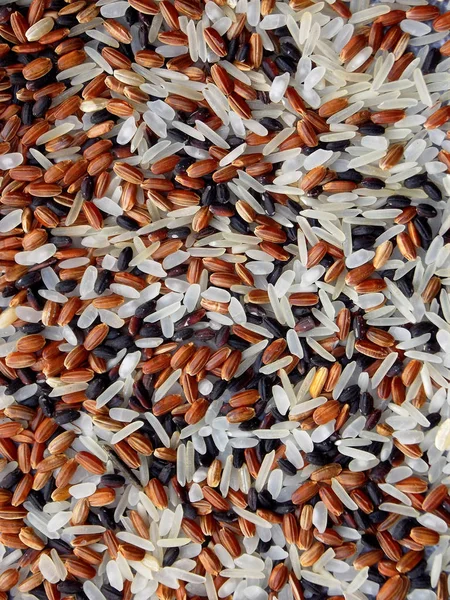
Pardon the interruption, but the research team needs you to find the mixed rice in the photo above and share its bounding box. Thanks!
[0,0,449,599]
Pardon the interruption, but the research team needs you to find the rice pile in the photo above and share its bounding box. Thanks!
[0,0,450,599]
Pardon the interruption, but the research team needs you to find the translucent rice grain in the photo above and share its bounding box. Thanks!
[269,73,290,103]
[111,421,144,445]
[247,0,261,27]
[0,209,23,233]
[84,581,107,600]
[254,450,275,492]
[146,413,170,448]
[349,5,390,24]
[312,501,327,534]
[371,352,399,388]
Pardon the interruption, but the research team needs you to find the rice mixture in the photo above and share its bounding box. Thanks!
[0,0,450,599]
